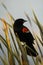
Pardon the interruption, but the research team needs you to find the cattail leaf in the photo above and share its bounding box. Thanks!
[0,35,21,65]
[16,36,29,65]
[0,18,21,65]
[0,18,10,48]
[25,12,32,26]
[0,18,13,28]
[8,52,15,65]
[6,13,14,25]
[36,35,43,46]
[9,28,19,56]
[32,10,42,30]
[0,43,6,55]
[1,3,15,22]
[32,10,43,40]
[32,31,43,57]
[9,28,23,65]
[0,35,8,46]
[6,22,13,28]
[0,56,8,65]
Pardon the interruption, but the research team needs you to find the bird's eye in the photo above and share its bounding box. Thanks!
[21,27,29,33]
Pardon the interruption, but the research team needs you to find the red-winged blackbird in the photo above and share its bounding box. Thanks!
[13,18,38,57]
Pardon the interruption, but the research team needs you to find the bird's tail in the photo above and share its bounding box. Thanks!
[26,44,38,57]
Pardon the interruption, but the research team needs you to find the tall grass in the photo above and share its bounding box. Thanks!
[0,3,43,65]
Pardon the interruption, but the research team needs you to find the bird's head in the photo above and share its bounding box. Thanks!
[13,18,27,33]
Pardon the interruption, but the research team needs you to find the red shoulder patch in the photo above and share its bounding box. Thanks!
[21,27,29,33]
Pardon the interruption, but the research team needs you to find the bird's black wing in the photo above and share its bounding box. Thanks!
[26,43,38,56]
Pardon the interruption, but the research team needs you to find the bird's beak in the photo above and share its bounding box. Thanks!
[24,20,27,22]
[23,20,27,26]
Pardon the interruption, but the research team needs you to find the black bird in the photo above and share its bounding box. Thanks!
[13,18,38,56]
